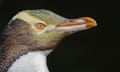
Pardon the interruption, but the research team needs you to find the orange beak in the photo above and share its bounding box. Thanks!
[58,17,97,29]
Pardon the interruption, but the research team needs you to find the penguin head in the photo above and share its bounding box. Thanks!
[9,9,97,50]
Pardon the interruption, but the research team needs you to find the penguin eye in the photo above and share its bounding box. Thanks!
[35,23,46,30]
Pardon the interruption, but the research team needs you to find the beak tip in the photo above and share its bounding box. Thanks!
[81,17,97,29]
[81,17,96,22]
[86,22,97,29]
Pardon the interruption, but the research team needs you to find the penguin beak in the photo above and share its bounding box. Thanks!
[56,17,97,31]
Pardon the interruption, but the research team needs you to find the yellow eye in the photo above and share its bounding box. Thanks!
[35,23,46,30]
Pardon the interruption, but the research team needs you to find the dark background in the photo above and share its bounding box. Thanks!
[0,0,113,72]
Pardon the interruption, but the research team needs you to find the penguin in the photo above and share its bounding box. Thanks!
[0,9,97,72]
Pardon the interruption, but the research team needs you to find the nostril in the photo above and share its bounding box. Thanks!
[64,19,70,22]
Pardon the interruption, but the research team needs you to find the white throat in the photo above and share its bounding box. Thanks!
[7,50,52,72]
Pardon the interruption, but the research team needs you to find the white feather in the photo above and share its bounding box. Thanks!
[7,50,52,72]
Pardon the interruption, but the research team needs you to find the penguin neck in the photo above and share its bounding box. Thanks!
[7,51,52,72]
[0,19,55,72]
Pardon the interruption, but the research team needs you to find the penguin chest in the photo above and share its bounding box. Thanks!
[7,51,49,72]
